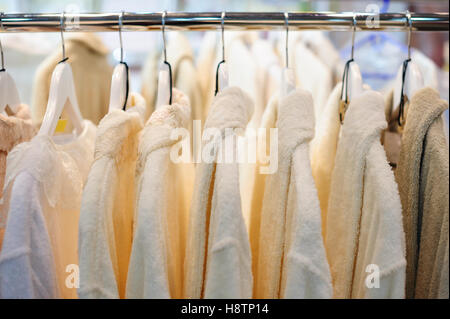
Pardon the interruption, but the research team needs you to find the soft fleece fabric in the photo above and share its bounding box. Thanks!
[254,89,332,299]
[126,89,193,299]
[184,87,254,299]
[326,91,406,299]
[0,120,96,298]
[78,94,146,299]
[394,88,449,299]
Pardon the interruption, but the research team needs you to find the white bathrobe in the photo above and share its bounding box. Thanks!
[184,87,254,299]
[255,89,332,299]
[78,94,146,299]
[126,89,192,299]
[326,90,406,299]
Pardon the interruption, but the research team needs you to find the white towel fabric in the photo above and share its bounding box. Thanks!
[310,83,342,239]
[126,89,192,299]
[326,91,406,299]
[254,89,332,299]
[0,120,96,298]
[184,87,254,299]
[78,94,146,299]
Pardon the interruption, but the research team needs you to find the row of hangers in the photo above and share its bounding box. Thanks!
[0,10,424,140]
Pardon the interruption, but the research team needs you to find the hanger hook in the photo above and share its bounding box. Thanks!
[214,12,226,96]
[162,10,167,62]
[0,12,5,71]
[118,11,124,63]
[351,13,357,60]
[221,11,225,62]
[59,12,68,63]
[406,10,412,60]
[284,12,289,69]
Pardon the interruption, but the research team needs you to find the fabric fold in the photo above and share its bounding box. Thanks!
[184,86,254,299]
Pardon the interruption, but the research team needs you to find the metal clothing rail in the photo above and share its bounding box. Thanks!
[0,12,448,33]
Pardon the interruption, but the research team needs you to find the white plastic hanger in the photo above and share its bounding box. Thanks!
[38,12,84,136]
[393,11,424,124]
[280,12,295,98]
[214,11,229,95]
[339,14,364,123]
[109,11,129,112]
[155,11,172,109]
[0,13,21,115]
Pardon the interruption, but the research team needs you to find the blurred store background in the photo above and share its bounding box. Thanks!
[0,0,448,107]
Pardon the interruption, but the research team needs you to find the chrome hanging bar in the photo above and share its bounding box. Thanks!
[0,12,448,33]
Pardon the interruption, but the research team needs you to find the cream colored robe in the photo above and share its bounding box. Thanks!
[78,94,146,299]
[32,33,113,126]
[126,89,193,299]
[394,87,449,299]
[254,89,332,299]
[184,87,254,299]
[310,83,342,239]
[326,91,406,299]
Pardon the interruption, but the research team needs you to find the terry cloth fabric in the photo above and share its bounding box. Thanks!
[0,120,96,298]
[78,94,146,299]
[326,90,406,299]
[32,33,113,126]
[126,89,193,299]
[254,89,332,299]
[394,87,449,299]
[310,83,342,240]
[184,87,254,299]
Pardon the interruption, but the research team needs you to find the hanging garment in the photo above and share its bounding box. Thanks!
[0,120,96,298]
[310,83,342,240]
[394,87,449,299]
[141,32,203,124]
[0,104,36,198]
[248,94,278,295]
[326,91,406,299]
[78,93,146,299]
[254,89,332,299]
[126,89,192,299]
[32,33,113,126]
[0,104,36,252]
[184,87,253,299]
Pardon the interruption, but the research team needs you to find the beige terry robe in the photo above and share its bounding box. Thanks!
[126,89,192,299]
[326,90,406,299]
[394,87,449,299]
[184,87,254,299]
[254,89,332,299]
[78,94,146,299]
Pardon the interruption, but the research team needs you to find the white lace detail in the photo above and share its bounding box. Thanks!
[0,121,96,228]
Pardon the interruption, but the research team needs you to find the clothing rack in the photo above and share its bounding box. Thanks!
[0,12,448,33]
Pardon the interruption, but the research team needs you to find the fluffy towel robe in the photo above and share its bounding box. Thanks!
[126,89,193,299]
[326,91,406,299]
[32,33,113,126]
[394,88,449,299]
[184,87,254,299]
[78,93,146,299]
[254,89,332,299]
